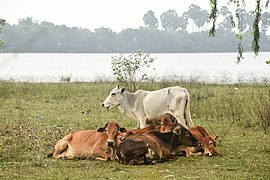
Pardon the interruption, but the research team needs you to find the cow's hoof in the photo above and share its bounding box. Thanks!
[151,160,157,164]
[128,159,138,165]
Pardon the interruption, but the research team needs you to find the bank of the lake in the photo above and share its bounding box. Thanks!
[0,52,269,83]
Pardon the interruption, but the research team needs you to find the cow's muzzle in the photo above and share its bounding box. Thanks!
[204,152,213,157]
[106,140,115,147]
[102,103,110,110]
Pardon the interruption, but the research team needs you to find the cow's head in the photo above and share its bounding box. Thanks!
[201,135,218,157]
[173,124,200,147]
[102,86,125,109]
[159,116,173,133]
[97,122,127,148]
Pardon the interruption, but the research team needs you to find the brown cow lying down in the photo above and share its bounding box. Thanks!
[146,113,176,126]
[116,124,200,165]
[47,122,127,160]
[118,115,175,141]
[184,126,218,157]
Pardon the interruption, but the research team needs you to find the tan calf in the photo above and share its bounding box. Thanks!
[48,122,127,160]
[185,126,218,157]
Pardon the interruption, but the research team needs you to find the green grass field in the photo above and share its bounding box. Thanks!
[0,81,269,179]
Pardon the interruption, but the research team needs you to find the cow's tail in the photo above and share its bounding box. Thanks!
[184,90,194,128]
[47,152,53,158]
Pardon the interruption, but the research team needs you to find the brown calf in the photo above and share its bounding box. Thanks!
[118,115,175,141]
[185,126,218,157]
[117,124,200,165]
[48,122,127,160]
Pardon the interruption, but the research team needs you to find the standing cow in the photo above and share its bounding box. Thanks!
[102,86,194,129]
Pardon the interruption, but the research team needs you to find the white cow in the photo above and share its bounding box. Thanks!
[102,86,194,129]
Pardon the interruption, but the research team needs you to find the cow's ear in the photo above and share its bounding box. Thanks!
[97,127,105,132]
[214,135,218,140]
[117,85,123,89]
[119,127,127,133]
[103,122,109,129]
[173,127,181,135]
[121,88,125,93]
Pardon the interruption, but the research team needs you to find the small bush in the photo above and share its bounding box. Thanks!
[111,51,155,91]
[59,75,72,82]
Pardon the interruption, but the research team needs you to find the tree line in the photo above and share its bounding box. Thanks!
[0,4,269,53]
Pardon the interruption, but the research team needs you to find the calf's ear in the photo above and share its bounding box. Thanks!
[121,88,125,93]
[97,127,105,132]
[210,135,218,140]
[103,122,109,128]
[119,127,127,133]
[173,127,181,135]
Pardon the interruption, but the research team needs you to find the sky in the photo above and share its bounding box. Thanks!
[1,0,258,32]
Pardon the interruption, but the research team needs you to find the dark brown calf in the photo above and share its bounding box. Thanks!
[117,124,199,165]
[48,122,127,160]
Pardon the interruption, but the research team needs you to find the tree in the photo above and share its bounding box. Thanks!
[111,51,156,92]
[209,0,270,62]
[178,12,189,31]
[218,6,234,31]
[261,12,270,34]
[0,18,6,49]
[160,10,181,31]
[94,27,118,52]
[187,4,209,32]
[143,10,159,28]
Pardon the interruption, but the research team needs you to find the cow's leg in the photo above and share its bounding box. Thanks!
[138,117,148,129]
[186,147,204,156]
[128,155,145,165]
[96,157,110,161]
[192,152,204,156]
[53,140,69,159]
[92,147,111,161]
[185,147,192,157]
[186,118,194,128]
[139,121,146,129]
[137,121,140,129]
[52,133,73,159]
[106,146,117,160]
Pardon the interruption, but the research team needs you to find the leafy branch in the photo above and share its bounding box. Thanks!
[209,0,268,63]
[111,51,155,92]
[0,18,6,49]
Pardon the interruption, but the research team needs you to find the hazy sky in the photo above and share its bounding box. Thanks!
[1,0,257,32]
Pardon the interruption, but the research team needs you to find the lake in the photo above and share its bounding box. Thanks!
[0,53,269,83]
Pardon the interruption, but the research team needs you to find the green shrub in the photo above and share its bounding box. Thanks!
[111,51,155,91]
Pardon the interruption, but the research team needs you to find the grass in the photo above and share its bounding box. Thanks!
[0,81,269,179]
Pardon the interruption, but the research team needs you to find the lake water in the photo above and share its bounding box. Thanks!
[0,53,269,83]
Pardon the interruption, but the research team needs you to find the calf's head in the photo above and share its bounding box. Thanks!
[102,86,125,109]
[173,124,200,147]
[97,122,127,147]
[201,135,218,156]
[160,116,173,133]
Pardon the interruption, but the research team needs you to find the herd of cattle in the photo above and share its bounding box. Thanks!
[48,86,218,165]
